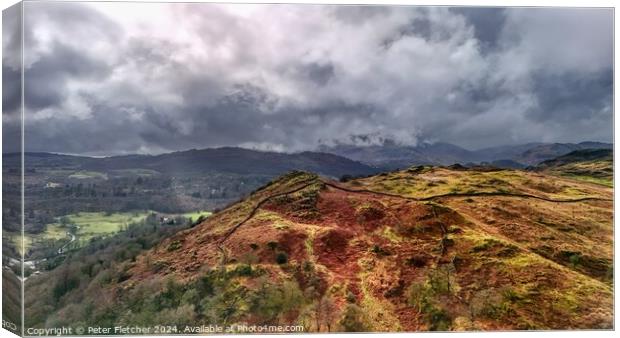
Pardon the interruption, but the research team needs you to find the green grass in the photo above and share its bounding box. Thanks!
[109,169,161,176]
[5,224,68,256]
[380,227,404,243]
[68,171,108,180]
[12,210,213,255]
[5,223,73,256]
[73,211,147,236]
[358,268,402,331]
[179,211,213,221]
[47,211,151,243]
[5,233,33,256]
[561,175,613,188]
[43,224,69,240]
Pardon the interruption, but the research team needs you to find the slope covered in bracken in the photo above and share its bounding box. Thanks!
[93,167,612,331]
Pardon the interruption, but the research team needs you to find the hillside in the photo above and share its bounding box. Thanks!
[29,166,613,331]
[515,142,612,166]
[318,141,612,170]
[536,149,613,187]
[3,148,378,258]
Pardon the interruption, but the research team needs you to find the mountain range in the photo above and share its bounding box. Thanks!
[318,141,612,170]
[4,141,612,179]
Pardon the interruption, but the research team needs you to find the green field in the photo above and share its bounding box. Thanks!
[5,224,68,256]
[5,233,34,256]
[561,174,613,188]
[53,211,150,242]
[109,169,161,177]
[13,212,152,254]
[8,210,212,255]
[180,210,213,221]
[68,171,108,180]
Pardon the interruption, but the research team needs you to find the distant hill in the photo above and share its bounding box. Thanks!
[6,147,377,178]
[318,141,612,169]
[514,142,612,165]
[473,142,544,162]
[6,142,612,176]
[537,148,612,168]
[470,159,526,169]
[535,148,612,187]
[318,142,477,169]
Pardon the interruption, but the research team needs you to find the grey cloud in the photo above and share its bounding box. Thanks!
[2,3,22,116]
[331,5,393,25]
[24,2,122,44]
[528,70,613,123]
[24,42,112,111]
[451,7,506,52]
[293,62,335,86]
[3,3,22,154]
[2,64,20,114]
[13,3,615,155]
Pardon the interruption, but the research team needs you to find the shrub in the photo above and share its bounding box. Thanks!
[151,260,169,273]
[407,271,454,330]
[427,307,451,331]
[339,304,369,332]
[154,304,197,327]
[276,252,289,265]
[407,282,432,311]
[346,291,357,303]
[471,240,494,252]
[370,244,391,256]
[267,241,279,251]
[569,253,582,268]
[52,276,80,301]
[406,255,428,268]
[167,240,182,252]
[428,268,451,295]
[250,280,305,324]
[468,288,508,320]
[235,264,253,277]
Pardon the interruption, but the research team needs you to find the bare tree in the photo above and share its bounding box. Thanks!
[315,295,338,332]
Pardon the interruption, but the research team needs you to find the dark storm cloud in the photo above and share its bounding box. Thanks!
[529,70,613,123]
[3,3,22,117]
[16,3,614,155]
[451,7,506,52]
[3,3,22,154]
[2,2,22,63]
[2,64,20,114]
[25,42,112,111]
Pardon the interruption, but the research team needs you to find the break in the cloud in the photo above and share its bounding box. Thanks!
[2,2,613,155]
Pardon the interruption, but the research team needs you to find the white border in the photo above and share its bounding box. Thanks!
[0,1,617,338]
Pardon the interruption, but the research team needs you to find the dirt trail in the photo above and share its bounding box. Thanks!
[216,177,321,261]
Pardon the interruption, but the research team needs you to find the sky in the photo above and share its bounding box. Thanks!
[2,2,614,155]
